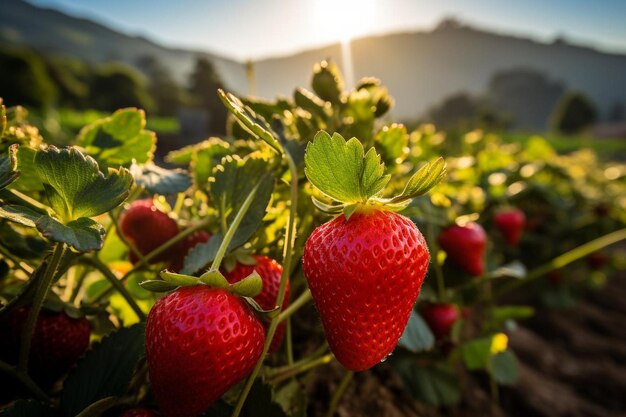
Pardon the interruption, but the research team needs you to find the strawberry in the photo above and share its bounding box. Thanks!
[167,230,211,273]
[223,255,290,354]
[421,303,459,339]
[303,210,429,371]
[438,222,486,276]
[145,286,265,417]
[120,408,159,417]
[119,199,179,264]
[0,307,90,384]
[494,208,526,246]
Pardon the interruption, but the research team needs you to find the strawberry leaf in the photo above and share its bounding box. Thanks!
[304,131,389,204]
[139,279,179,292]
[374,124,409,166]
[219,89,283,154]
[0,204,41,227]
[229,270,262,298]
[166,138,233,188]
[61,324,145,417]
[130,162,191,195]
[36,216,105,252]
[392,359,461,407]
[0,144,19,190]
[398,310,435,353]
[390,157,447,204]
[33,146,133,222]
[490,350,518,385]
[77,108,156,169]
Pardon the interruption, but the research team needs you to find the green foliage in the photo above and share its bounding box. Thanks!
[0,47,57,108]
[392,357,461,406]
[189,57,228,135]
[89,64,153,112]
[551,91,598,134]
[77,108,156,169]
[61,324,145,417]
[398,309,435,352]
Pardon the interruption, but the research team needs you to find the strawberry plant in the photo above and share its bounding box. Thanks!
[0,62,624,417]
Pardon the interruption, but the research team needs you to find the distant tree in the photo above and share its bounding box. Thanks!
[551,91,597,134]
[427,93,479,129]
[89,64,153,112]
[136,55,184,116]
[188,57,227,135]
[487,68,564,131]
[0,48,57,108]
[44,56,90,108]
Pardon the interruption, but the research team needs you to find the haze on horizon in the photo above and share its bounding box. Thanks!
[26,0,626,61]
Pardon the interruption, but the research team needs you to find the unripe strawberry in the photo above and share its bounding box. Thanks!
[494,208,526,246]
[119,199,179,264]
[0,307,90,384]
[438,222,486,276]
[145,286,265,417]
[223,255,290,354]
[120,408,159,417]
[421,303,459,339]
[303,210,429,371]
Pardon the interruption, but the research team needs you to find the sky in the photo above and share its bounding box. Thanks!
[28,0,626,61]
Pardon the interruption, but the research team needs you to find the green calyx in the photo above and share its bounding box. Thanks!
[139,268,263,298]
[304,131,447,218]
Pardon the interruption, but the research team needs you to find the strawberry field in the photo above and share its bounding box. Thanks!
[0,61,625,417]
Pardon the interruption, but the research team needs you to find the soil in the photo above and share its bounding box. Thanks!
[305,276,626,417]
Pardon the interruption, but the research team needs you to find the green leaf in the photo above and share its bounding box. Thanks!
[77,108,156,169]
[229,271,262,298]
[0,99,6,138]
[239,380,288,417]
[490,350,518,385]
[191,140,234,188]
[398,309,435,353]
[139,279,179,292]
[304,131,389,204]
[490,305,534,324]
[0,399,56,417]
[0,204,42,227]
[130,162,191,195]
[311,60,344,104]
[274,378,308,417]
[180,234,222,275]
[211,156,274,248]
[161,270,201,286]
[294,87,330,118]
[488,261,527,280]
[11,146,44,192]
[34,146,133,221]
[390,157,446,204]
[460,336,493,370]
[219,90,283,154]
[0,144,20,190]
[374,124,409,166]
[61,323,145,417]
[392,357,461,407]
[36,216,105,252]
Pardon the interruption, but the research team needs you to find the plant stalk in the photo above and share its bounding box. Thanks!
[0,360,50,403]
[18,243,66,373]
[325,371,354,417]
[231,152,299,417]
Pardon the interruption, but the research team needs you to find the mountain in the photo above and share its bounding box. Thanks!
[2,0,626,127]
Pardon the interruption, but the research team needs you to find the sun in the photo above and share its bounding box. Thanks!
[313,0,378,42]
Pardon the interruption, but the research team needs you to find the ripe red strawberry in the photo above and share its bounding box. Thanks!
[120,408,159,417]
[145,286,265,417]
[421,303,459,339]
[303,210,429,371]
[494,208,526,246]
[438,222,486,276]
[119,199,179,264]
[0,307,90,384]
[167,230,211,273]
[224,255,290,354]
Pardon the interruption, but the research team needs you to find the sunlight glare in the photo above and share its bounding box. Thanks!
[314,0,378,42]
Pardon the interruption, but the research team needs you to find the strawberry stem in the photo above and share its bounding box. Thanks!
[231,150,299,417]
[82,256,146,320]
[210,174,268,271]
[325,371,354,417]
[277,289,312,323]
[0,359,50,403]
[495,227,626,297]
[18,242,66,373]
